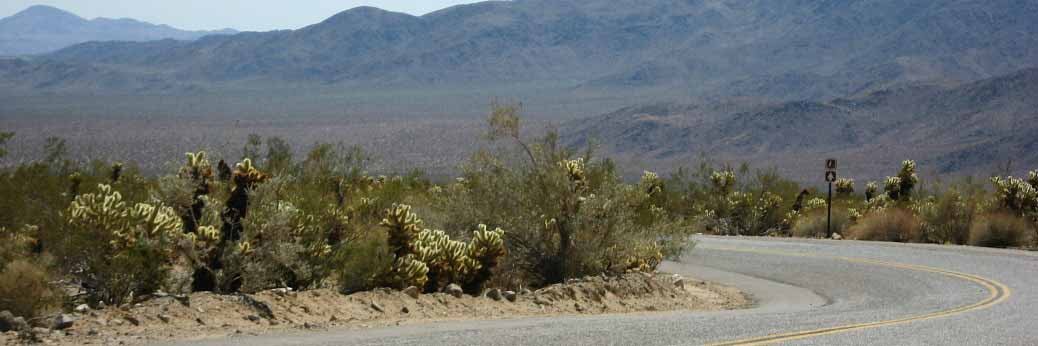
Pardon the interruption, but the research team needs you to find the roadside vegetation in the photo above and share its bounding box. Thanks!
[1,106,1036,325]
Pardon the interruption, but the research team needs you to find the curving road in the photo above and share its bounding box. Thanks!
[177,236,1038,345]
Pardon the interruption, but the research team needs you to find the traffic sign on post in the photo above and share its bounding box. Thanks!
[824,159,837,239]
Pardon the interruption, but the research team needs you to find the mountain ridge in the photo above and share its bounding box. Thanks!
[0,5,237,56]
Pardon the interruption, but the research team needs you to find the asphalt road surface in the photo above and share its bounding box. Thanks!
[172,236,1037,345]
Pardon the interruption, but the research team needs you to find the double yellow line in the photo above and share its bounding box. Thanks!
[705,247,1012,346]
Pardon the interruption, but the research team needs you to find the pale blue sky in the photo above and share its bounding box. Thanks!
[1,1,488,31]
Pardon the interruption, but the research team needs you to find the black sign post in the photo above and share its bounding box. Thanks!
[825,159,838,239]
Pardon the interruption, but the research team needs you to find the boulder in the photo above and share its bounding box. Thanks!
[402,286,421,299]
[0,311,28,332]
[446,284,464,298]
[485,288,503,301]
[52,314,76,330]
[502,291,517,302]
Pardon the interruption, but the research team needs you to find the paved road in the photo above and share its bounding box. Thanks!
[176,236,1038,345]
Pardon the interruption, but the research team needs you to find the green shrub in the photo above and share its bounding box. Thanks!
[436,104,693,287]
[914,187,980,245]
[847,208,922,242]
[791,208,852,238]
[0,260,60,319]
[968,213,1030,248]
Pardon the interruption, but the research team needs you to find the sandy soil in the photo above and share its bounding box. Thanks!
[1,272,748,345]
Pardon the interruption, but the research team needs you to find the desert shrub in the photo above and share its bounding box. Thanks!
[914,185,982,245]
[0,260,60,319]
[846,208,923,242]
[437,104,692,287]
[968,213,1031,248]
[674,164,797,236]
[63,184,184,304]
[791,208,852,238]
[0,131,12,159]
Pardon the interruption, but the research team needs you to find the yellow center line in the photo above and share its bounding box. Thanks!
[703,246,1012,346]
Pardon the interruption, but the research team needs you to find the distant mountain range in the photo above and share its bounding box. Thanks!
[2,0,1036,99]
[564,68,1038,179]
[0,5,236,56]
[1,0,1036,180]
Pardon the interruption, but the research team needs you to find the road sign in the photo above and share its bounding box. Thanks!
[825,171,837,182]
[826,159,838,170]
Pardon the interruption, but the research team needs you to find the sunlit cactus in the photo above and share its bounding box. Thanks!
[180,151,213,181]
[1029,171,1038,189]
[710,170,736,194]
[232,158,269,191]
[560,158,586,185]
[621,241,663,273]
[640,171,664,196]
[65,184,184,303]
[385,255,429,289]
[804,197,827,211]
[990,176,1038,215]
[835,178,855,196]
[865,182,878,202]
[892,160,919,200]
[464,224,506,293]
[380,204,424,257]
[884,176,902,200]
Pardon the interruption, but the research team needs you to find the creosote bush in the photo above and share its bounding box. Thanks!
[968,213,1030,248]
[847,208,922,243]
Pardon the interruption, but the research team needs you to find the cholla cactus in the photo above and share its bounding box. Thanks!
[110,162,124,183]
[865,182,878,202]
[560,158,586,185]
[232,158,268,191]
[884,176,902,200]
[990,176,1038,215]
[620,241,663,273]
[180,151,213,181]
[65,184,183,303]
[710,170,736,194]
[385,255,429,289]
[895,160,919,200]
[804,197,827,211]
[835,178,855,196]
[1028,171,1038,189]
[381,204,424,257]
[465,225,506,292]
[640,171,664,196]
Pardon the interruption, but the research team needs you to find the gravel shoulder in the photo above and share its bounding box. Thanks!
[0,272,748,345]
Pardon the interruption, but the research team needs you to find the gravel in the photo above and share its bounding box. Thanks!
[165,236,1038,345]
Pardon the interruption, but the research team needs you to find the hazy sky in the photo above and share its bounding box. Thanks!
[1,1,487,31]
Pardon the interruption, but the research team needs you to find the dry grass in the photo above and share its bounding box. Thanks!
[968,213,1032,248]
[846,208,923,243]
[0,260,60,319]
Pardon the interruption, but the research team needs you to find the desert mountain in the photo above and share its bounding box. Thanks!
[2,0,1037,100]
[0,5,236,56]
[563,68,1038,180]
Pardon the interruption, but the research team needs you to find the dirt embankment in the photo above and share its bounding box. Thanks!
[2,272,748,345]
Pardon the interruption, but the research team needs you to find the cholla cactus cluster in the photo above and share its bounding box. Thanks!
[640,171,664,196]
[616,241,663,273]
[560,158,587,186]
[380,204,506,292]
[232,158,269,191]
[67,184,183,254]
[884,160,919,201]
[804,197,827,211]
[65,184,184,303]
[710,170,736,194]
[990,176,1038,215]
[865,182,878,202]
[835,178,855,195]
